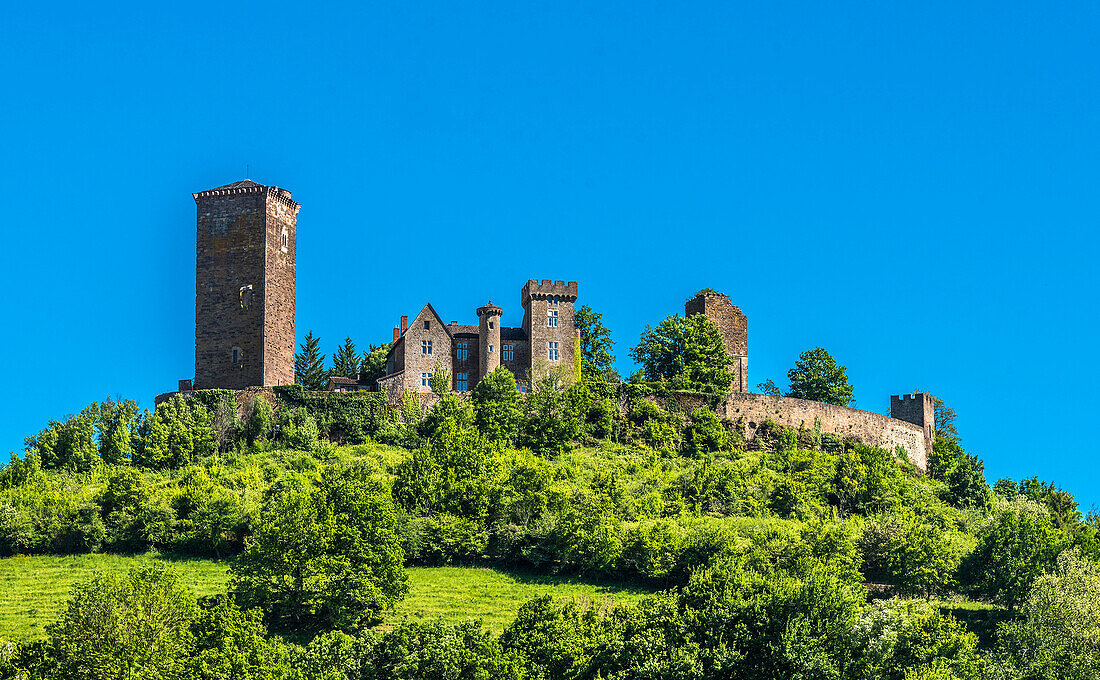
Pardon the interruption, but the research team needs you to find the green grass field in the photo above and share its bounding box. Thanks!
[0,555,650,641]
[0,554,231,642]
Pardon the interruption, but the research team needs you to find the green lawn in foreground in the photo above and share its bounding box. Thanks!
[0,555,651,641]
[393,566,652,631]
[0,553,230,642]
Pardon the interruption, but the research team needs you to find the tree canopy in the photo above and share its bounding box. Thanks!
[786,347,855,406]
[574,305,616,382]
[295,331,328,391]
[629,313,733,393]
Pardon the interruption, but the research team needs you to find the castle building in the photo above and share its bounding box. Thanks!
[377,280,579,397]
[686,290,748,392]
[192,180,298,389]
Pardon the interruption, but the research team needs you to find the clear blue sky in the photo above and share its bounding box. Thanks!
[2,1,1097,508]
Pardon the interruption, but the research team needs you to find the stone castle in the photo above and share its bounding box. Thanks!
[180,179,934,469]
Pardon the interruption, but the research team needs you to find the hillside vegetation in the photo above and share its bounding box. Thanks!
[1,362,1097,678]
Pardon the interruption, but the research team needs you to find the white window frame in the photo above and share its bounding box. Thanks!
[548,309,558,327]
[548,341,559,361]
[422,340,432,355]
[420,372,430,387]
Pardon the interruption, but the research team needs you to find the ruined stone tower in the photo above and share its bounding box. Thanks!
[193,180,298,389]
[686,290,748,392]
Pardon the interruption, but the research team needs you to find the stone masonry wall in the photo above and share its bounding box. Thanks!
[263,189,298,387]
[686,291,748,393]
[716,393,930,471]
[194,189,267,389]
[523,280,578,383]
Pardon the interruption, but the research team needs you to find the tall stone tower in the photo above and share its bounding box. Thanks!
[685,290,748,393]
[522,280,578,382]
[193,180,298,389]
[477,302,502,379]
[890,393,936,461]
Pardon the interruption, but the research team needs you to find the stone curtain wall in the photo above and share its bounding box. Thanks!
[717,393,930,471]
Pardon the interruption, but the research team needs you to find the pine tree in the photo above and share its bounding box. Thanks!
[295,331,328,390]
[331,336,361,379]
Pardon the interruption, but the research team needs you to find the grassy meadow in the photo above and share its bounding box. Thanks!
[0,555,650,641]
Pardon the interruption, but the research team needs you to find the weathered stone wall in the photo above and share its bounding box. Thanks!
[890,393,935,454]
[715,393,930,470]
[399,305,454,394]
[263,189,298,387]
[686,291,748,392]
[523,280,578,383]
[193,181,298,390]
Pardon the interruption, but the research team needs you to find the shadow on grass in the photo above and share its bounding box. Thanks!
[486,563,664,595]
[938,605,1016,650]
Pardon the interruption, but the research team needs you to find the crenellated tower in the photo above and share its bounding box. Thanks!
[522,279,578,382]
[193,180,298,389]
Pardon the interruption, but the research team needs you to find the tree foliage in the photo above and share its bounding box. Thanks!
[630,313,733,393]
[331,337,361,380]
[231,467,408,633]
[786,347,855,406]
[295,331,328,391]
[574,305,616,382]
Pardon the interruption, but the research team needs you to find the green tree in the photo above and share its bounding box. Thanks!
[997,549,1100,680]
[961,498,1065,609]
[295,331,329,390]
[98,398,140,464]
[137,396,200,468]
[244,395,274,444]
[786,347,855,406]
[630,313,733,393]
[574,304,617,382]
[364,619,523,680]
[682,407,730,456]
[231,467,408,633]
[471,367,523,444]
[331,337,361,379]
[359,342,392,387]
[757,379,782,396]
[46,564,198,680]
[186,596,289,680]
[27,406,100,472]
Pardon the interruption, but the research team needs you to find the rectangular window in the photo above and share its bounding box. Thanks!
[489,321,494,329]
[548,309,558,327]
[517,382,527,393]
[420,372,430,387]
[422,340,432,355]
[424,320,430,330]
[548,341,559,361]
[488,345,494,353]
[457,342,467,361]
[457,372,468,391]
[502,344,513,361]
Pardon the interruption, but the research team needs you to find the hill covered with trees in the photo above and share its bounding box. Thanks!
[1,310,1096,679]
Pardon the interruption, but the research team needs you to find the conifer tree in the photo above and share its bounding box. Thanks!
[294,331,328,390]
[331,336,361,379]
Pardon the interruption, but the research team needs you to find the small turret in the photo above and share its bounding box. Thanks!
[477,301,503,378]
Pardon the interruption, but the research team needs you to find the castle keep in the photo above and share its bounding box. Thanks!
[180,178,933,469]
[193,180,298,389]
[377,280,579,398]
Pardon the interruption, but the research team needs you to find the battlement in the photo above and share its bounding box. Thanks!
[522,279,578,302]
[477,302,503,317]
[193,180,300,211]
